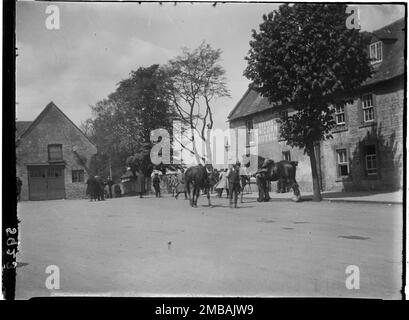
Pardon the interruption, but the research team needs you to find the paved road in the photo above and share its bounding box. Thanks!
[15,194,403,299]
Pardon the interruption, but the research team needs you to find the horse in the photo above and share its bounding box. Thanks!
[256,159,301,202]
[185,164,214,207]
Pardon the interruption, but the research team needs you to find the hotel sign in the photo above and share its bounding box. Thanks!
[255,119,280,144]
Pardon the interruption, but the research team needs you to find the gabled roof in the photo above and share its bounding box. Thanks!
[228,17,405,122]
[227,88,274,121]
[17,101,96,148]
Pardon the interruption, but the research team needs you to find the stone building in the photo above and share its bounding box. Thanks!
[16,102,97,200]
[228,18,404,192]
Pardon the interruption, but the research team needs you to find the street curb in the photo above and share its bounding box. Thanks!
[268,197,403,205]
[322,198,403,205]
[239,195,403,205]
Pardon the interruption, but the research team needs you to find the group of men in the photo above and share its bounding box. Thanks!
[86,175,117,201]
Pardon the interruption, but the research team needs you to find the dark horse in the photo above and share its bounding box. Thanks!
[185,164,215,207]
[256,159,301,202]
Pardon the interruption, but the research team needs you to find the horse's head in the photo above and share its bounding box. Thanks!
[262,159,275,168]
[204,163,214,173]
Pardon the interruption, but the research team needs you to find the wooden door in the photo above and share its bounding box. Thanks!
[28,166,65,200]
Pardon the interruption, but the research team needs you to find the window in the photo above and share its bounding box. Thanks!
[335,104,346,125]
[29,167,45,178]
[369,41,382,64]
[364,145,377,176]
[48,144,63,161]
[47,167,63,178]
[72,170,84,183]
[282,151,291,161]
[245,119,254,145]
[336,149,349,177]
[279,110,288,120]
[362,94,375,122]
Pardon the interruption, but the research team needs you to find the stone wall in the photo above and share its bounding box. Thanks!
[16,104,97,200]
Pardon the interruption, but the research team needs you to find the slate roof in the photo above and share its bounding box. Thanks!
[228,18,405,121]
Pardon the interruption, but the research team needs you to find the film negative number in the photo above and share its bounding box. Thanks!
[6,227,17,235]
[6,248,17,259]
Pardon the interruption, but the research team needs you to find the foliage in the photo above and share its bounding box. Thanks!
[84,65,177,179]
[244,3,372,149]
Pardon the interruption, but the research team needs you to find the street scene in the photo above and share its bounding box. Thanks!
[16,195,402,299]
[8,2,405,300]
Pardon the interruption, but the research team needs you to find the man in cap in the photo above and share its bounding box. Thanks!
[227,161,241,208]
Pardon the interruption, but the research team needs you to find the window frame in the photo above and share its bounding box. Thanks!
[362,93,375,123]
[336,148,349,178]
[369,41,383,64]
[245,119,255,146]
[279,110,288,120]
[72,169,85,183]
[364,145,378,176]
[48,144,63,161]
[334,104,346,125]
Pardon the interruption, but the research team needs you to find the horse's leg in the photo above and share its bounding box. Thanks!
[194,187,200,207]
[187,183,193,207]
[256,176,262,202]
[207,188,212,207]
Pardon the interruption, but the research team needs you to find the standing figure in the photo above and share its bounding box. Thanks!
[215,168,229,198]
[153,173,161,198]
[106,176,114,198]
[114,184,122,198]
[16,177,22,202]
[228,162,241,208]
[135,172,146,198]
[86,175,98,201]
[95,176,105,201]
[175,169,187,200]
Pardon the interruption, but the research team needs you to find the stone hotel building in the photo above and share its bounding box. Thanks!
[228,18,404,192]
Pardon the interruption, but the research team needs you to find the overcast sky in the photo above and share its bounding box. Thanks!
[16,1,405,131]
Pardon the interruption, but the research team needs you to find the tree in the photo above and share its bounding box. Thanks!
[165,42,230,165]
[84,64,178,179]
[244,4,372,201]
[110,64,177,177]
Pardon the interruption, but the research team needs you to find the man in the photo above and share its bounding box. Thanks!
[106,176,114,198]
[215,168,229,198]
[175,168,187,200]
[228,162,241,208]
[135,172,145,198]
[95,176,105,201]
[86,175,97,201]
[153,173,161,198]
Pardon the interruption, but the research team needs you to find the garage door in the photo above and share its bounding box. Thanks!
[28,166,65,200]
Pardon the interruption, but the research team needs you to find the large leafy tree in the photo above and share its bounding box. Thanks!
[244,4,372,201]
[84,64,178,179]
[110,64,177,177]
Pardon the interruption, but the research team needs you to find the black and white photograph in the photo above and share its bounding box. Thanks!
[3,0,406,302]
